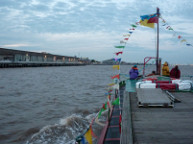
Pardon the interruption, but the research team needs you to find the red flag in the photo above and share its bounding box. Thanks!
[178,35,181,39]
[129,28,135,30]
[111,74,120,79]
[148,17,158,23]
[124,38,129,40]
[115,51,123,56]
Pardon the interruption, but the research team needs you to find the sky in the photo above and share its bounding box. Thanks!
[0,0,193,64]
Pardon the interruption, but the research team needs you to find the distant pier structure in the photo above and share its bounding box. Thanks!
[0,48,88,68]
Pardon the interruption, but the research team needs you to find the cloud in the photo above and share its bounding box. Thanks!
[1,43,33,48]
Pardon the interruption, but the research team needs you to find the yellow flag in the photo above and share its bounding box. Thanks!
[140,19,154,28]
[108,83,115,86]
[181,39,186,43]
[112,65,120,70]
[85,128,92,144]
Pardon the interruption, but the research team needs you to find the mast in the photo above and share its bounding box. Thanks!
[156,7,160,74]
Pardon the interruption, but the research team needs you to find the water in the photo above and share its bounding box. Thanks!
[0,65,192,144]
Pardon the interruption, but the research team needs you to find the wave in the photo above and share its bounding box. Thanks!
[25,114,94,144]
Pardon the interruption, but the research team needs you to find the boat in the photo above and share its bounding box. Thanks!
[75,8,193,144]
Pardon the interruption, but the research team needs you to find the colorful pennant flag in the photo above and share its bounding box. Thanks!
[115,46,125,48]
[115,51,123,56]
[98,103,107,118]
[81,136,86,144]
[112,65,120,70]
[186,43,192,46]
[124,38,129,40]
[178,35,181,39]
[128,31,133,34]
[114,58,121,63]
[131,24,137,28]
[84,127,93,144]
[112,97,120,105]
[181,39,187,43]
[129,28,135,30]
[168,27,173,30]
[108,83,115,86]
[140,19,154,28]
[111,74,120,79]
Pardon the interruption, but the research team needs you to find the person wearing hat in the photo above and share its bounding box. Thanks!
[170,65,181,79]
[162,62,170,77]
[129,65,139,80]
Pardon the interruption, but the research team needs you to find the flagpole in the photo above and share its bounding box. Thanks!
[156,7,160,74]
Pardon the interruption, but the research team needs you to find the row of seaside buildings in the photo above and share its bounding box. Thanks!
[0,48,92,67]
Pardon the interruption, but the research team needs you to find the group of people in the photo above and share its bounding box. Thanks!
[129,62,181,80]
[162,62,181,78]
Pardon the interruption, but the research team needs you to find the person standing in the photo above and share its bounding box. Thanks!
[129,65,139,80]
[162,62,170,77]
[170,65,181,79]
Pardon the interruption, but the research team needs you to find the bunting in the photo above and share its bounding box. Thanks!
[114,58,121,63]
[84,127,93,144]
[111,74,120,79]
[112,97,120,105]
[115,51,123,56]
[114,46,125,48]
[160,16,193,47]
[112,65,120,70]
[131,24,137,28]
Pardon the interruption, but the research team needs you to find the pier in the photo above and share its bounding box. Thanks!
[0,48,88,68]
[121,80,193,144]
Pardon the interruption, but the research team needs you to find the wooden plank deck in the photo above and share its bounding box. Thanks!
[137,89,174,107]
[129,91,193,144]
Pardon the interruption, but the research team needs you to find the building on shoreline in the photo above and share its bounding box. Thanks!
[0,48,88,67]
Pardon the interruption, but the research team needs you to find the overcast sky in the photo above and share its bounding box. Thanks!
[0,0,193,64]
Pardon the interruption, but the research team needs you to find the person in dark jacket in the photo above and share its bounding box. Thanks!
[170,65,181,79]
[129,65,139,80]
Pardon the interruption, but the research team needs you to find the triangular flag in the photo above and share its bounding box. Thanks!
[84,127,93,144]
[180,39,186,43]
[131,24,137,28]
[81,136,86,144]
[186,43,192,46]
[115,51,123,56]
[168,27,173,30]
[178,35,181,39]
[112,65,120,70]
[112,97,120,105]
[124,38,129,40]
[111,74,120,79]
[115,46,125,48]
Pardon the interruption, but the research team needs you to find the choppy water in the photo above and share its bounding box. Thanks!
[0,65,193,144]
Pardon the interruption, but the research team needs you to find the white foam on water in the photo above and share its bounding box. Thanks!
[26,113,96,144]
